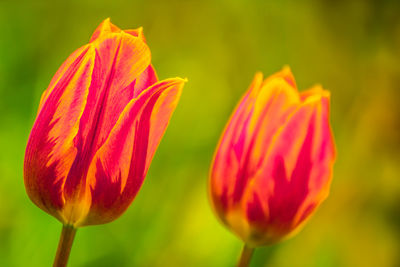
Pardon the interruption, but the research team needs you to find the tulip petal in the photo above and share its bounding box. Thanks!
[293,88,336,227]
[90,18,146,43]
[62,32,151,201]
[80,78,184,226]
[79,32,151,150]
[89,18,121,42]
[38,45,90,111]
[262,66,297,89]
[242,90,335,244]
[209,68,336,246]
[124,28,147,43]
[240,77,300,197]
[24,19,183,228]
[210,73,263,216]
[127,64,158,99]
[210,73,301,219]
[24,46,95,220]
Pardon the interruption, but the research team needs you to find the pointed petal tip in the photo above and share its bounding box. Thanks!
[171,77,187,93]
[166,77,188,86]
[162,78,186,102]
[318,86,331,99]
[280,65,296,88]
[123,26,148,42]
[253,71,264,82]
[260,66,297,89]
[301,85,331,103]
[281,65,292,73]
[90,18,122,42]
[254,71,264,79]
[137,27,144,39]
[99,17,113,30]
[249,72,264,93]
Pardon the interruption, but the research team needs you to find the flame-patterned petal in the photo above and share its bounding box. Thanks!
[209,67,336,246]
[24,19,185,227]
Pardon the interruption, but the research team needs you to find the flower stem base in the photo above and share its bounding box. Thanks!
[53,225,77,267]
[237,244,255,267]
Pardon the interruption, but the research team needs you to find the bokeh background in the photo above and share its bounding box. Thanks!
[0,0,399,266]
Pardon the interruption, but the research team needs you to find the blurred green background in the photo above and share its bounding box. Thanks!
[0,0,399,266]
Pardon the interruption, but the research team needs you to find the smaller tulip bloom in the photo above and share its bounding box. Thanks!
[209,67,336,247]
[24,19,185,228]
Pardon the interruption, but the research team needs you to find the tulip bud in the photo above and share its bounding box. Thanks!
[209,67,336,247]
[24,19,185,227]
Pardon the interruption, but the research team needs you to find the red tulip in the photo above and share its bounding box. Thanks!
[24,19,185,228]
[209,67,336,247]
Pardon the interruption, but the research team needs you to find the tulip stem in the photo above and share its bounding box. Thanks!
[53,225,77,267]
[237,243,255,267]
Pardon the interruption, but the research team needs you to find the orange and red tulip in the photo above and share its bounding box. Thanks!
[209,67,336,247]
[24,19,185,227]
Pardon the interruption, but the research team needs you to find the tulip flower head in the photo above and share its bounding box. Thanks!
[24,19,185,228]
[209,67,336,247]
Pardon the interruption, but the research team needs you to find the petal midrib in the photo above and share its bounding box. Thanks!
[62,37,124,202]
[83,37,123,164]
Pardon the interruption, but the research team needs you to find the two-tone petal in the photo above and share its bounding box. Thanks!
[83,78,184,226]
[24,19,185,227]
[209,67,336,246]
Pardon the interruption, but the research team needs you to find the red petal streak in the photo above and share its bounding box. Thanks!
[210,73,301,220]
[292,92,336,227]
[210,73,263,216]
[62,32,151,202]
[81,78,184,226]
[24,20,173,227]
[209,68,336,246]
[244,102,316,239]
[145,79,183,173]
[126,64,158,99]
[232,78,300,205]
[38,45,90,111]
[246,191,267,223]
[24,47,95,221]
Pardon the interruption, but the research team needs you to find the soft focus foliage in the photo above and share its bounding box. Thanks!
[0,0,399,266]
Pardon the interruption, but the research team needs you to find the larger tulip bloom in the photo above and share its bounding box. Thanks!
[24,19,185,228]
[209,67,336,251]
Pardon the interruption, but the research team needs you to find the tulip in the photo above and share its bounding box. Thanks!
[209,67,336,266]
[24,18,185,266]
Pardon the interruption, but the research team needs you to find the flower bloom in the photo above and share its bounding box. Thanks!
[209,67,336,246]
[24,19,185,227]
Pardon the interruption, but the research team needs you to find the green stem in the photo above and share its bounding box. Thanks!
[53,225,77,267]
[237,243,255,267]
